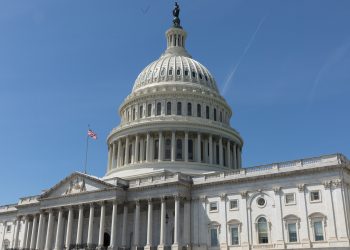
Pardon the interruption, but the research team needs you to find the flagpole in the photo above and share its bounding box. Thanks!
[84,125,90,174]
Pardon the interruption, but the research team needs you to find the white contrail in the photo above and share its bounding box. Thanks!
[307,39,350,110]
[221,14,267,96]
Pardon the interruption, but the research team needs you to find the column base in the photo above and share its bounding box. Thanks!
[274,240,285,249]
[171,244,182,250]
[96,245,107,250]
[144,245,153,250]
[132,245,143,250]
[108,246,118,250]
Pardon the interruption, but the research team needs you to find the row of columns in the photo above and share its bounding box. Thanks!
[122,100,230,126]
[108,131,242,170]
[11,196,189,250]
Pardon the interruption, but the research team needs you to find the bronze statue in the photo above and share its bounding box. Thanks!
[173,2,181,28]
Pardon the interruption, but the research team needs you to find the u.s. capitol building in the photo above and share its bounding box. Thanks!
[1,4,350,250]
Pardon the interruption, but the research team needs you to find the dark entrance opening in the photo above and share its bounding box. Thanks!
[104,232,110,247]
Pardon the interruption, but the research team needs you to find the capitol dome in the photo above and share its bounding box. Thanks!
[104,8,243,180]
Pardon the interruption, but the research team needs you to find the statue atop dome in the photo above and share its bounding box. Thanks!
[172,2,182,28]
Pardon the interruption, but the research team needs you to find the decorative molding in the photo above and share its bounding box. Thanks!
[240,191,248,198]
[220,193,227,201]
[297,184,305,192]
[323,180,332,189]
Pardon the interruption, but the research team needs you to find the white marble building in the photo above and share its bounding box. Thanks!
[1,4,350,250]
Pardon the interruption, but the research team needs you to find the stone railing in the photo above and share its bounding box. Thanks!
[129,172,192,188]
[18,195,40,205]
[193,154,346,184]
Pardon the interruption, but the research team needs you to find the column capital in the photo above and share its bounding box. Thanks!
[147,198,153,204]
[135,199,140,205]
[112,199,119,205]
[160,196,167,202]
[240,191,248,198]
[220,193,227,201]
[297,183,305,192]
[323,180,332,189]
[273,187,281,194]
[199,195,207,202]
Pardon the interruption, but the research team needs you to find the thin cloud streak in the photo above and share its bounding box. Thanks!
[221,14,267,96]
[307,39,350,110]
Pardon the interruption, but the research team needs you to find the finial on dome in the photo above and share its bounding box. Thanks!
[172,2,182,29]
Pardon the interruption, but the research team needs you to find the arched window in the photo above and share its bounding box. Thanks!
[177,102,182,115]
[166,102,172,115]
[156,102,161,116]
[132,108,136,120]
[192,71,196,78]
[187,103,192,116]
[188,139,193,160]
[214,108,217,121]
[164,139,171,160]
[199,73,203,79]
[257,217,269,244]
[197,104,201,117]
[206,106,210,119]
[220,111,223,122]
[169,68,173,76]
[154,139,159,160]
[184,69,189,76]
[147,104,152,117]
[139,105,143,118]
[176,139,183,160]
[177,68,181,75]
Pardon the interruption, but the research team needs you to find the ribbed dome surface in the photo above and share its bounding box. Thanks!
[132,55,219,93]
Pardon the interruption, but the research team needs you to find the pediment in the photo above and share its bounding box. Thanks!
[40,172,116,199]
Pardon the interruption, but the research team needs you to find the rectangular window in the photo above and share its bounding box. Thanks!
[314,221,324,241]
[231,226,239,245]
[209,202,218,212]
[210,228,219,247]
[310,191,320,202]
[6,225,11,232]
[229,200,239,210]
[177,102,182,115]
[285,193,295,205]
[288,223,298,242]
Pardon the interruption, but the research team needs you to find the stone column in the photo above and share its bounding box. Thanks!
[125,137,130,165]
[158,197,166,250]
[297,184,311,247]
[240,192,250,249]
[108,143,112,170]
[227,140,231,168]
[219,194,227,248]
[273,187,285,248]
[172,196,180,250]
[233,143,237,169]
[75,205,84,246]
[183,199,191,247]
[204,138,208,163]
[219,137,223,166]
[135,134,140,163]
[133,200,140,250]
[238,146,242,168]
[25,220,33,249]
[87,203,95,248]
[171,131,176,162]
[323,181,337,240]
[209,135,213,164]
[36,212,44,250]
[54,208,64,250]
[145,199,153,250]
[44,210,54,250]
[184,132,189,162]
[13,217,21,249]
[111,142,117,169]
[146,133,150,162]
[117,140,122,167]
[110,201,118,250]
[30,214,38,250]
[158,131,163,162]
[121,203,128,248]
[98,202,106,249]
[21,216,29,249]
[65,206,74,249]
[197,133,201,162]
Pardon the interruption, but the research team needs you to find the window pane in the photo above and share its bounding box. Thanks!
[211,228,219,246]
[154,139,159,160]
[231,227,239,245]
[230,200,238,209]
[314,221,324,241]
[176,139,182,160]
[258,217,268,244]
[187,103,192,116]
[177,102,182,115]
[156,102,161,116]
[147,104,152,117]
[285,194,295,204]
[210,202,218,211]
[288,223,297,242]
[164,139,171,160]
[166,102,171,115]
[197,104,201,117]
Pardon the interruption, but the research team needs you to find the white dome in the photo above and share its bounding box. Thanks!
[132,55,219,93]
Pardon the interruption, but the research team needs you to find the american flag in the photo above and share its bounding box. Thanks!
[87,129,97,140]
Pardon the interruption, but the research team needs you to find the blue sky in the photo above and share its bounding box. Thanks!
[0,0,349,205]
